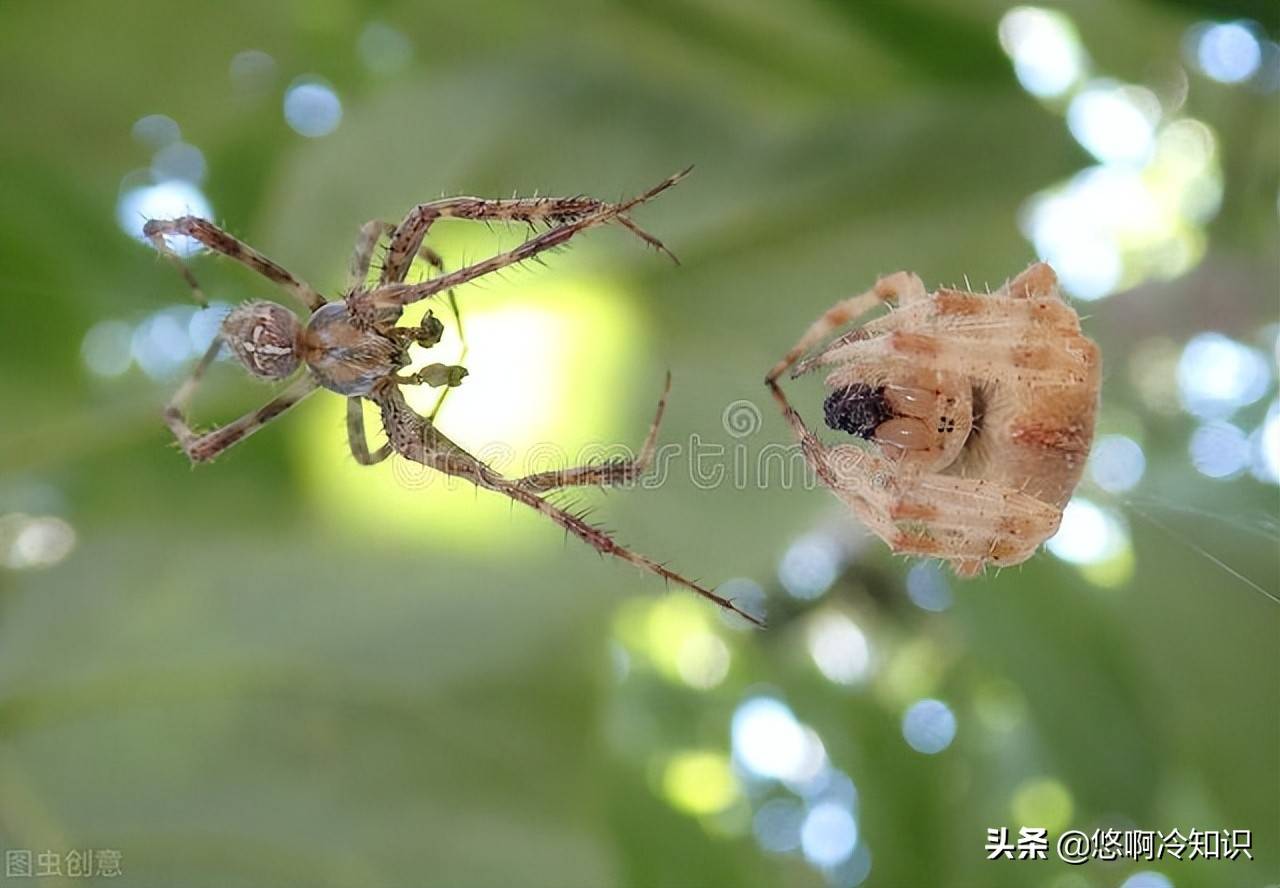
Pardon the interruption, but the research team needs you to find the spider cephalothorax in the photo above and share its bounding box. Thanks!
[767,263,1099,577]
[143,169,763,627]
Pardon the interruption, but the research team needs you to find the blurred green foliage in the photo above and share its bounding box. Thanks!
[0,2,1276,887]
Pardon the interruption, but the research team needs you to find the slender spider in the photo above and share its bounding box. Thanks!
[766,263,1100,576]
[145,169,763,626]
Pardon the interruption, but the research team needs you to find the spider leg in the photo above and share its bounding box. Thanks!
[513,373,670,493]
[346,396,392,465]
[767,381,1057,575]
[807,328,1095,388]
[491,474,764,626]
[379,188,680,286]
[841,464,1063,575]
[372,383,762,626]
[359,168,689,315]
[765,271,925,383]
[143,217,326,313]
[348,219,394,291]
[165,351,319,464]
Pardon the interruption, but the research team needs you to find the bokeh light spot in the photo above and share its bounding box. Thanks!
[131,114,180,149]
[1251,400,1280,484]
[829,843,872,887]
[1089,434,1146,493]
[150,141,207,184]
[752,798,804,853]
[358,22,414,74]
[675,631,731,690]
[131,306,197,380]
[998,7,1087,99]
[1177,333,1271,419]
[662,751,739,816]
[901,699,956,754]
[1189,421,1249,479]
[732,697,813,781]
[230,49,277,95]
[284,79,343,137]
[81,320,135,378]
[1011,777,1074,833]
[0,514,77,570]
[116,180,213,253]
[906,562,952,611]
[1067,81,1158,166]
[778,533,842,599]
[1047,498,1129,568]
[807,612,872,685]
[800,801,858,868]
[974,680,1028,734]
[1195,22,1262,84]
[1120,872,1174,888]
[716,577,767,629]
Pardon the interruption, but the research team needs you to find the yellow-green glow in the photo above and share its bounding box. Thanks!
[295,245,645,546]
[877,638,943,706]
[973,679,1028,734]
[1080,544,1135,588]
[611,595,733,689]
[646,595,730,688]
[1011,777,1074,834]
[662,750,740,816]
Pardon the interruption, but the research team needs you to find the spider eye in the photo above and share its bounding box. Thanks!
[222,301,302,379]
[823,383,893,439]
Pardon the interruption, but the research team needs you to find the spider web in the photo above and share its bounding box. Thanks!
[1119,494,1280,606]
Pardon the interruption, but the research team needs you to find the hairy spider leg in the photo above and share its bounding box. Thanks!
[371,382,764,627]
[378,187,681,287]
[164,337,320,463]
[362,168,691,314]
[766,381,1060,577]
[765,271,926,383]
[346,396,392,466]
[512,373,671,493]
[348,219,393,290]
[143,216,326,312]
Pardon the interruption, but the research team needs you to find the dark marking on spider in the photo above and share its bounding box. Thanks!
[823,384,892,439]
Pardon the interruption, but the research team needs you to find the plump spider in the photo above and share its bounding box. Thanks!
[144,169,763,626]
[765,263,1100,577]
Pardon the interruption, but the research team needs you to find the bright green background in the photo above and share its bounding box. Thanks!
[0,2,1276,887]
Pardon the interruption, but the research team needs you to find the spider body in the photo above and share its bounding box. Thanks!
[143,169,762,626]
[767,263,1099,577]
[299,301,411,396]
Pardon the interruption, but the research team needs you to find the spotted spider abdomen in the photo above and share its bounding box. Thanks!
[222,301,302,380]
[823,384,893,439]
